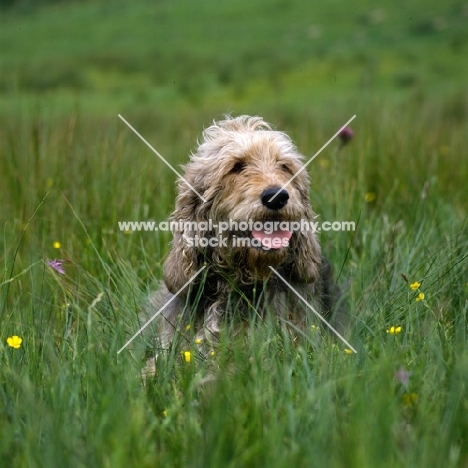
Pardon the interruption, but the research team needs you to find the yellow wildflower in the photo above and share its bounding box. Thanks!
[310,325,319,332]
[195,338,202,344]
[209,350,215,357]
[162,410,167,418]
[403,393,418,406]
[409,282,421,290]
[183,351,191,363]
[185,324,191,331]
[53,241,61,249]
[364,192,376,203]
[344,348,354,355]
[387,326,402,335]
[415,293,425,302]
[7,335,23,349]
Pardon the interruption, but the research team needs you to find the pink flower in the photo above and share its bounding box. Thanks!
[339,126,354,145]
[394,366,411,388]
[47,259,65,274]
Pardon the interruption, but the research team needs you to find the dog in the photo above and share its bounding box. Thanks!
[147,115,343,356]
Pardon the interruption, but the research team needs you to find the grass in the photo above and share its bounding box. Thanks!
[1,0,468,466]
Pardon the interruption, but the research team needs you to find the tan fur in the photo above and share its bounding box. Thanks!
[150,115,326,350]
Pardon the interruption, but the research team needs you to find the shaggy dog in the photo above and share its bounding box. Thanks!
[149,115,341,353]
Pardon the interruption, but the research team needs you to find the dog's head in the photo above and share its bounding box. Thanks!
[164,115,321,293]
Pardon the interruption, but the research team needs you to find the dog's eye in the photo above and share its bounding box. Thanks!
[231,161,246,174]
[280,164,291,173]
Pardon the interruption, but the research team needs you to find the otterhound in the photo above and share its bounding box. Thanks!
[149,115,342,351]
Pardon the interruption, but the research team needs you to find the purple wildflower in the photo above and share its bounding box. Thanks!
[339,126,354,145]
[394,366,411,388]
[47,259,65,274]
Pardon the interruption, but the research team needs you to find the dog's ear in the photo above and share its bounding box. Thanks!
[163,166,207,294]
[288,182,322,283]
[164,230,198,295]
[289,228,321,284]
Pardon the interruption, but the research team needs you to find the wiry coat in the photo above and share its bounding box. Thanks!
[149,115,340,350]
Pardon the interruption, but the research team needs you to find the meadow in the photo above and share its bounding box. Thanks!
[1,0,467,466]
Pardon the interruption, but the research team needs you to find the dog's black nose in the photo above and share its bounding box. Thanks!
[261,187,289,210]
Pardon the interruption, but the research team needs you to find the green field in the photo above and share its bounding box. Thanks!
[1,0,468,466]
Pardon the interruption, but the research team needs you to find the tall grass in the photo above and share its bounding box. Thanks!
[1,0,468,466]
[1,97,467,467]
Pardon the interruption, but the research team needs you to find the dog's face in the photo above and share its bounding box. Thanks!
[164,116,321,293]
[206,130,315,275]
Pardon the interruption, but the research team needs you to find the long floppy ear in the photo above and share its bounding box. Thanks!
[163,164,209,294]
[288,176,322,284]
[289,225,321,284]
